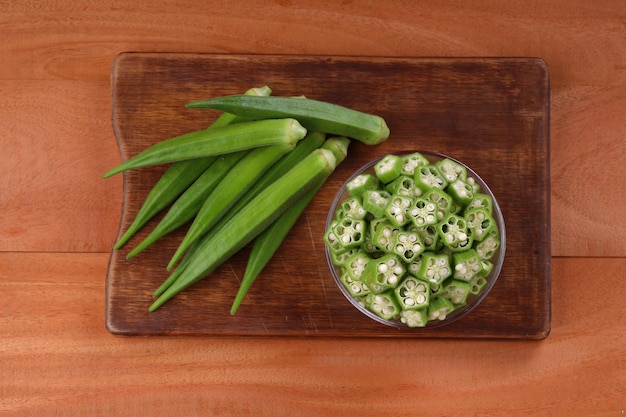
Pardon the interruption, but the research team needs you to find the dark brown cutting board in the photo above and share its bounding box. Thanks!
[106,53,551,338]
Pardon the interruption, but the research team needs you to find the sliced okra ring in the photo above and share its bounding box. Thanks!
[331,248,359,266]
[452,248,482,282]
[466,176,481,194]
[427,297,455,321]
[393,230,425,263]
[407,256,423,277]
[400,152,430,176]
[374,154,403,184]
[346,173,380,198]
[442,279,472,305]
[362,254,406,292]
[478,259,494,277]
[465,207,495,242]
[436,158,467,183]
[362,190,391,218]
[447,179,475,207]
[340,270,371,297]
[383,194,414,227]
[324,220,349,255]
[469,275,488,295]
[468,193,494,214]
[475,233,500,260]
[385,175,421,198]
[369,290,401,320]
[371,219,399,253]
[416,224,441,252]
[332,217,366,250]
[409,198,439,228]
[423,187,453,221]
[344,251,372,282]
[417,252,452,285]
[400,308,428,327]
[414,164,448,192]
[437,213,474,252]
[394,275,430,310]
[340,196,368,220]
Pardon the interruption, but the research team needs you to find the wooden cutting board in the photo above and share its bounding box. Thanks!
[106,53,551,338]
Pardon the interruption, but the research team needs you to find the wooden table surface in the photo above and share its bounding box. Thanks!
[1,1,624,416]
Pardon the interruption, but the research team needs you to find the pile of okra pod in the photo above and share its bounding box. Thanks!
[103,86,390,313]
[325,152,502,327]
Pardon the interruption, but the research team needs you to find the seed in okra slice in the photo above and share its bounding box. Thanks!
[369,291,402,320]
[394,275,430,310]
[400,308,428,328]
[361,253,406,293]
[400,152,430,176]
[362,190,391,218]
[465,207,496,242]
[437,213,474,252]
[452,249,482,282]
[441,279,472,305]
[374,154,403,184]
[427,296,456,321]
[345,173,380,198]
[414,164,448,192]
[383,194,414,227]
[435,158,467,183]
[392,230,425,263]
[417,252,452,285]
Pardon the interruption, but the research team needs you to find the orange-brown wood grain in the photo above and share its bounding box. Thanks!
[1,1,625,415]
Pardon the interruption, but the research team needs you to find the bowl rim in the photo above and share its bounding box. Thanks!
[324,150,507,329]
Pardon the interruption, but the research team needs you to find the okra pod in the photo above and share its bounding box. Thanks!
[167,143,296,270]
[126,150,248,258]
[149,148,338,312]
[186,95,389,145]
[229,137,350,314]
[102,118,307,178]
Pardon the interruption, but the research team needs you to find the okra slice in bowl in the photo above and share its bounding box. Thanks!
[324,151,506,329]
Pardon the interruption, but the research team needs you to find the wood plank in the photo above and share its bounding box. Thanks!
[1,253,623,416]
[0,0,624,87]
[106,53,550,338]
[0,80,122,252]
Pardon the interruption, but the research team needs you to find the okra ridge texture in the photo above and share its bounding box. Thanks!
[102,118,307,178]
[186,95,390,146]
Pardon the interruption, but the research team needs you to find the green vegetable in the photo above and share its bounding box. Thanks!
[186,95,390,145]
[102,118,307,178]
[111,86,272,248]
[149,147,338,312]
[113,156,216,249]
[126,150,248,258]
[230,137,350,314]
[167,143,296,270]
[325,151,503,327]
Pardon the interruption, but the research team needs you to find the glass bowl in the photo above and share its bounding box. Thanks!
[324,151,506,329]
